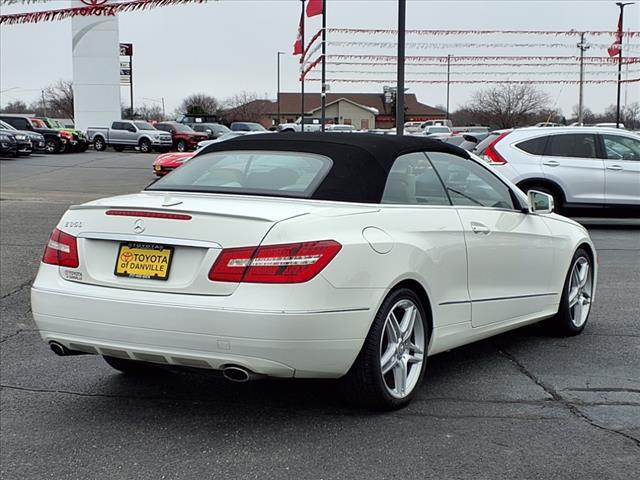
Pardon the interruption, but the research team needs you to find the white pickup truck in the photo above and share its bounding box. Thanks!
[87,120,173,153]
[277,118,324,133]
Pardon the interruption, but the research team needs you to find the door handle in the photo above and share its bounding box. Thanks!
[606,165,623,171]
[543,160,560,167]
[470,222,491,235]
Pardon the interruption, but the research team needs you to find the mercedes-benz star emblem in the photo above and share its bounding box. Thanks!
[80,0,109,5]
[133,219,145,234]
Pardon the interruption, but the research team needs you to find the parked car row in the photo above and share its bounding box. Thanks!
[0,114,75,156]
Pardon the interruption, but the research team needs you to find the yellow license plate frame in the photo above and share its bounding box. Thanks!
[114,242,174,281]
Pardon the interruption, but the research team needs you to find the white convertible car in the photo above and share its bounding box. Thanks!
[31,133,596,409]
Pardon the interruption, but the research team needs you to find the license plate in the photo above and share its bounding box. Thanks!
[114,242,174,281]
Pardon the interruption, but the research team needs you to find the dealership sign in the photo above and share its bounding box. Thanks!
[120,60,131,85]
[120,43,133,56]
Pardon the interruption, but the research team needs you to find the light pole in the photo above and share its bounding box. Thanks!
[396,0,406,135]
[445,54,452,120]
[277,51,284,126]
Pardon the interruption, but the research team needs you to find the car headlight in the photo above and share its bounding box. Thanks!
[0,134,10,141]
[15,134,27,140]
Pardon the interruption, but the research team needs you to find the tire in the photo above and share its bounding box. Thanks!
[113,145,125,152]
[93,136,107,151]
[44,138,60,154]
[139,138,152,153]
[103,356,164,375]
[521,183,563,214]
[176,139,187,152]
[342,287,429,410]
[542,248,594,336]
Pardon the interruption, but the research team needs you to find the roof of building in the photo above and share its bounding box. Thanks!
[276,93,445,117]
[195,132,468,203]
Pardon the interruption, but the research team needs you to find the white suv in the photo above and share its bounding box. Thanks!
[484,127,640,213]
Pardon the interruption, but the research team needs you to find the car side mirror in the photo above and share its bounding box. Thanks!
[528,190,554,214]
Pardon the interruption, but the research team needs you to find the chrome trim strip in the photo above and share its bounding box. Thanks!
[78,232,221,249]
[440,292,558,306]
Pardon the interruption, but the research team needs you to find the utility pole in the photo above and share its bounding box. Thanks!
[577,32,590,125]
[161,97,165,120]
[445,54,452,120]
[320,0,327,132]
[615,2,633,129]
[41,90,47,116]
[396,0,406,135]
[277,51,284,126]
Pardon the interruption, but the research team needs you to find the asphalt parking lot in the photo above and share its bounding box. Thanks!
[1,151,639,480]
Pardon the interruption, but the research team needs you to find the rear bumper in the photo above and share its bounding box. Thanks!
[31,264,377,378]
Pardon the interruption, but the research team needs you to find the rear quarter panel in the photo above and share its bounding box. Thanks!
[263,205,471,329]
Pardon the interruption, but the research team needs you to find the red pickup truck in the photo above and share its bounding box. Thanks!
[154,121,208,152]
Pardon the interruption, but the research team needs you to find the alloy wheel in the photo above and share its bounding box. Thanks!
[568,256,592,328]
[379,299,425,399]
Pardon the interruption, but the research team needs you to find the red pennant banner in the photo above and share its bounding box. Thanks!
[327,28,640,37]
[0,0,206,25]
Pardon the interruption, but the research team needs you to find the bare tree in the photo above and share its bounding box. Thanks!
[43,80,74,121]
[176,93,220,116]
[0,100,28,113]
[467,84,551,129]
[223,91,270,123]
[137,103,164,122]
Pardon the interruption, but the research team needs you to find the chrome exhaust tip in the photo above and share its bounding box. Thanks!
[222,366,253,383]
[50,342,67,356]
[49,341,88,356]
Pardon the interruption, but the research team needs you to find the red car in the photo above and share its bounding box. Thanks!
[154,121,208,152]
[152,151,195,176]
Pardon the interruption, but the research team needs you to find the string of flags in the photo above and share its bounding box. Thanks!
[0,0,207,25]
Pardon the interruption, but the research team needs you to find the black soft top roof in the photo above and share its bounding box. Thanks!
[197,133,470,203]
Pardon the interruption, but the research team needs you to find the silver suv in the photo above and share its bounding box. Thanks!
[484,127,640,212]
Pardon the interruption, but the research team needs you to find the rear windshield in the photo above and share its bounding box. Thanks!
[134,121,156,130]
[147,150,333,198]
[173,123,194,133]
[473,133,500,154]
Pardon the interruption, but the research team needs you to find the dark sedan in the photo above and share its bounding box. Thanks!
[0,131,18,157]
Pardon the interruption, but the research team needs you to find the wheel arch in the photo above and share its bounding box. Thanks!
[517,178,567,206]
[138,136,152,145]
[389,278,434,337]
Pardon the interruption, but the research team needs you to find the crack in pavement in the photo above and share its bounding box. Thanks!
[566,387,640,394]
[0,279,32,300]
[0,328,38,344]
[497,347,640,448]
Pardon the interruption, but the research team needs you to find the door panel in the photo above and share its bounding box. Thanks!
[456,208,556,327]
[601,134,640,205]
[541,133,605,204]
[427,151,557,328]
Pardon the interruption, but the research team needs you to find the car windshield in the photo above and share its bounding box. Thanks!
[147,150,332,198]
[244,123,267,131]
[172,124,195,133]
[134,121,156,130]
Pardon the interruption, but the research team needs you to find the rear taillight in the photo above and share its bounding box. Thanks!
[42,228,79,268]
[484,131,511,165]
[209,240,342,284]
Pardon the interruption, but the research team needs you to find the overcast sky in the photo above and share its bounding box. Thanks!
[1,0,638,119]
